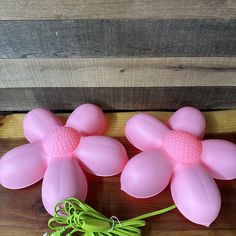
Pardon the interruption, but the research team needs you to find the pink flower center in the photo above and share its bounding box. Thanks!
[43,127,81,157]
[163,130,202,163]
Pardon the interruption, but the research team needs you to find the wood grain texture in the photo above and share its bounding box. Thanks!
[0,19,235,59]
[1,110,236,139]
[1,87,236,111]
[0,161,235,236]
[0,0,235,20]
[0,110,236,235]
[1,58,236,88]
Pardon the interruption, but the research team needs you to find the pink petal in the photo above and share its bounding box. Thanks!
[75,136,128,176]
[121,150,173,198]
[66,104,106,136]
[24,108,62,143]
[171,164,221,226]
[201,139,236,180]
[42,158,87,215]
[168,107,205,138]
[0,143,47,189]
[125,114,169,151]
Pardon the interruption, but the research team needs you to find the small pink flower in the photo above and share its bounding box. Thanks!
[121,107,236,226]
[0,104,128,215]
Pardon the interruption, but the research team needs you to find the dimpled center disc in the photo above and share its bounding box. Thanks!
[163,130,202,163]
[43,126,80,157]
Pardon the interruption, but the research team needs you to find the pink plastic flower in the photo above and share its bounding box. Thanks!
[0,104,128,215]
[121,107,236,226]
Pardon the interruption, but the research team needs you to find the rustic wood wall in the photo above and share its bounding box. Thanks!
[0,1,236,111]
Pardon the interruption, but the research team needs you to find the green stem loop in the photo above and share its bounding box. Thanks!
[46,198,176,236]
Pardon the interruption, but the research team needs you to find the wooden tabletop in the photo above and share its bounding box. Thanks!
[1,111,236,235]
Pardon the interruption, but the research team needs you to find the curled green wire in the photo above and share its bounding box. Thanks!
[46,197,176,236]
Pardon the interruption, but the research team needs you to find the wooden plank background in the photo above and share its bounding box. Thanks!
[0,0,235,110]
[0,111,236,235]
[0,19,235,58]
[1,87,236,111]
[0,0,236,20]
[1,110,236,139]
[1,58,236,88]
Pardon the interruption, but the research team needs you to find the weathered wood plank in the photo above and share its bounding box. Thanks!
[0,19,235,59]
[1,87,236,111]
[1,110,236,139]
[0,0,235,20]
[1,58,236,88]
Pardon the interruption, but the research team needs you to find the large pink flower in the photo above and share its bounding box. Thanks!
[0,104,128,215]
[121,107,236,226]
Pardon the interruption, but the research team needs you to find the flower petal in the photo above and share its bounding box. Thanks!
[121,150,173,198]
[75,136,128,176]
[66,104,106,136]
[24,108,62,143]
[168,107,205,138]
[201,139,236,180]
[125,114,169,151]
[171,164,221,226]
[42,158,87,215]
[0,143,47,189]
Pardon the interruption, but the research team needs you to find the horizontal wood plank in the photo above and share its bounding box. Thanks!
[1,110,236,139]
[1,58,236,88]
[0,19,235,58]
[0,0,235,20]
[1,87,236,111]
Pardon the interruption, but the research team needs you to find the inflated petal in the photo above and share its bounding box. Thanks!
[171,164,221,226]
[0,143,47,189]
[168,107,205,138]
[121,150,173,198]
[24,108,62,143]
[75,136,128,176]
[66,104,106,136]
[201,139,236,180]
[42,158,87,215]
[125,114,169,151]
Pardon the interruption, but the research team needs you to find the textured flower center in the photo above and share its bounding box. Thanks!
[43,127,80,157]
[163,130,202,163]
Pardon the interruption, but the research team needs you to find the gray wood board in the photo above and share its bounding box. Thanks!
[0,87,236,112]
[1,58,236,88]
[0,19,235,59]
